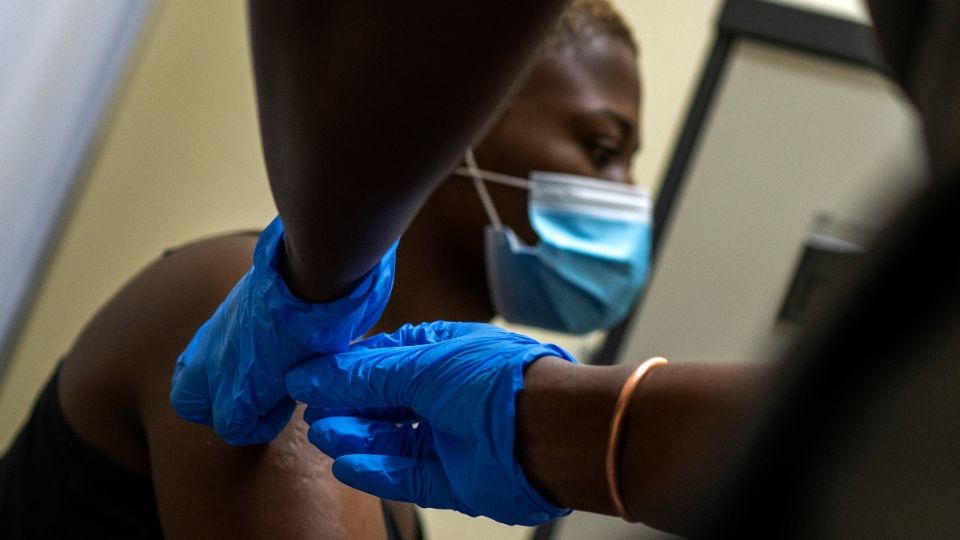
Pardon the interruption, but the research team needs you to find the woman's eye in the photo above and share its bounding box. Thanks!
[586,139,619,168]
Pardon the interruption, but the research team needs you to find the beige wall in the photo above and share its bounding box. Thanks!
[619,0,722,192]
[0,0,275,446]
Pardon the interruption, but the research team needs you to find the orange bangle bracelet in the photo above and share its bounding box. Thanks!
[606,356,668,522]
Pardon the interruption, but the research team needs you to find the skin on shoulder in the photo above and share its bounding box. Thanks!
[59,235,390,540]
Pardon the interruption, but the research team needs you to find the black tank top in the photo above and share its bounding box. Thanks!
[0,368,162,538]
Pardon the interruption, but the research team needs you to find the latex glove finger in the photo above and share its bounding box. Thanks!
[168,330,214,424]
[308,416,434,459]
[216,396,297,446]
[170,354,295,445]
[286,352,402,409]
[348,321,491,352]
[332,455,456,511]
[303,405,417,425]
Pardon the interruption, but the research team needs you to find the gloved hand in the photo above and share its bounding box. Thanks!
[285,321,576,526]
[170,216,396,446]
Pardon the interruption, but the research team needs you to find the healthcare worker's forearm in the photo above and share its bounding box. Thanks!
[247,0,571,301]
[517,358,766,534]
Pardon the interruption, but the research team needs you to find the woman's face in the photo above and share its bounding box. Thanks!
[472,34,642,243]
[413,34,641,319]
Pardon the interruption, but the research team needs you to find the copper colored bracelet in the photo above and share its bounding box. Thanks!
[606,356,668,522]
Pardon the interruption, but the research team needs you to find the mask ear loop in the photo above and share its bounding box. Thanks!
[465,148,504,230]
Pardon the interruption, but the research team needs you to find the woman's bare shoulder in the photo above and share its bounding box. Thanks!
[58,232,391,538]
[59,233,259,473]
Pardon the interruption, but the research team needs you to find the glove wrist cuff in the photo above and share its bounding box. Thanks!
[253,217,397,352]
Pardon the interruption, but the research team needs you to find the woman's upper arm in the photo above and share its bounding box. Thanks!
[106,236,387,539]
[146,404,386,539]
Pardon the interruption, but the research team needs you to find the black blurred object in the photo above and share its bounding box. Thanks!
[696,0,960,534]
[696,167,960,538]
[865,0,928,88]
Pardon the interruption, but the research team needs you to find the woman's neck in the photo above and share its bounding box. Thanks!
[368,232,494,336]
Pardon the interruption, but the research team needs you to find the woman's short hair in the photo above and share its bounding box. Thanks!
[548,0,638,56]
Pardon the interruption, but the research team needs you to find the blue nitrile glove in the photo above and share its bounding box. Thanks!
[285,321,576,526]
[170,216,397,446]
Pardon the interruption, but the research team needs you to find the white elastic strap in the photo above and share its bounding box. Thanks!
[465,148,503,230]
[452,167,532,190]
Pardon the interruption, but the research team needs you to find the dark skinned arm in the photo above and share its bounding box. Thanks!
[62,236,393,539]
[248,0,572,301]
[867,0,960,176]
[516,357,768,534]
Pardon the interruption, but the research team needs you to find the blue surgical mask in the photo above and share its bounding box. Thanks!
[453,150,652,334]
